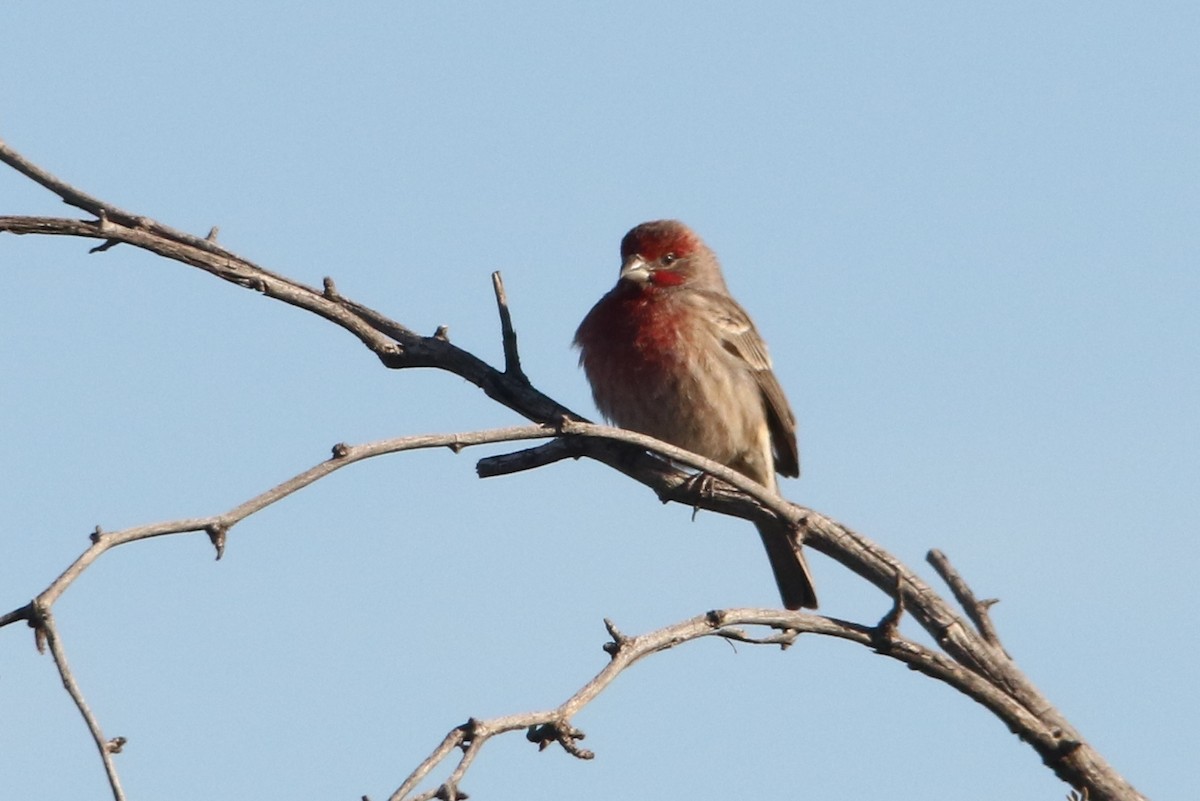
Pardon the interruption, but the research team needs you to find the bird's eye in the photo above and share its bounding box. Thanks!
[661,252,677,265]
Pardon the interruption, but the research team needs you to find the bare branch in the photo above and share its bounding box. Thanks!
[389,608,1062,800]
[491,271,527,382]
[0,137,250,264]
[1,426,556,624]
[0,604,32,628]
[31,604,127,801]
[927,548,1008,653]
[0,140,1146,801]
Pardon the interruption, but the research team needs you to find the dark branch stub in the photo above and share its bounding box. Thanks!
[490,272,528,384]
[872,575,905,649]
[525,722,593,760]
[434,783,467,801]
[206,524,228,560]
[602,617,630,657]
[28,601,48,654]
[457,718,480,750]
[88,239,120,254]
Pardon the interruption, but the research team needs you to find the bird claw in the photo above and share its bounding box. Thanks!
[684,471,717,521]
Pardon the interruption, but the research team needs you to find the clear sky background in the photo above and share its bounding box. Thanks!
[1,3,1196,800]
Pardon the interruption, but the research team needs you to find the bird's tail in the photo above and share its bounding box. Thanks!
[756,520,819,610]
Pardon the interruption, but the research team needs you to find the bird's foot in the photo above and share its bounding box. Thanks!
[683,471,717,521]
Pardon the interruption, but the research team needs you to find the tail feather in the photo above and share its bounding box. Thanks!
[756,520,818,610]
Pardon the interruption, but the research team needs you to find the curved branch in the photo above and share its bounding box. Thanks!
[388,607,1065,800]
[0,425,557,626]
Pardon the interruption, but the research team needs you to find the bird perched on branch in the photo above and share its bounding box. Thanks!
[574,220,817,610]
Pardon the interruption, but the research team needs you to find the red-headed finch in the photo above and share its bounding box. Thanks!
[574,220,817,609]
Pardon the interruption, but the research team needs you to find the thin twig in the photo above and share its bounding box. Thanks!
[491,271,527,382]
[387,608,1058,801]
[0,137,245,262]
[389,728,468,801]
[927,549,1007,653]
[33,606,127,801]
[1,426,556,622]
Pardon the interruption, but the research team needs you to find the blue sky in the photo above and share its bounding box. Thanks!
[1,3,1196,799]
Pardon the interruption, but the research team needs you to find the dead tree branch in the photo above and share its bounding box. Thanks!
[32,605,128,801]
[0,138,1145,801]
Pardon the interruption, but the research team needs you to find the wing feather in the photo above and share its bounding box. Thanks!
[699,291,800,478]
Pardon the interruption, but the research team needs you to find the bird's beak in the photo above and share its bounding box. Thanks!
[619,256,652,284]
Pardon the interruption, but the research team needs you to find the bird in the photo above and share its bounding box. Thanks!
[574,220,817,609]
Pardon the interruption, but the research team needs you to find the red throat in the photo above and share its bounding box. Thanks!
[647,269,686,287]
[576,282,681,377]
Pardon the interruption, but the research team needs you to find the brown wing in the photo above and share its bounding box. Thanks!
[703,291,801,478]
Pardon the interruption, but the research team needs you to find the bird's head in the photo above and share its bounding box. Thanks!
[617,220,726,292]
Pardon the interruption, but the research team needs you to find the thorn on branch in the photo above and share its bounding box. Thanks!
[206,523,228,560]
[322,276,341,300]
[90,525,103,544]
[205,226,220,242]
[106,736,127,754]
[434,325,450,341]
[331,442,351,459]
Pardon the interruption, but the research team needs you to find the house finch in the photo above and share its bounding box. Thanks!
[574,220,818,610]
